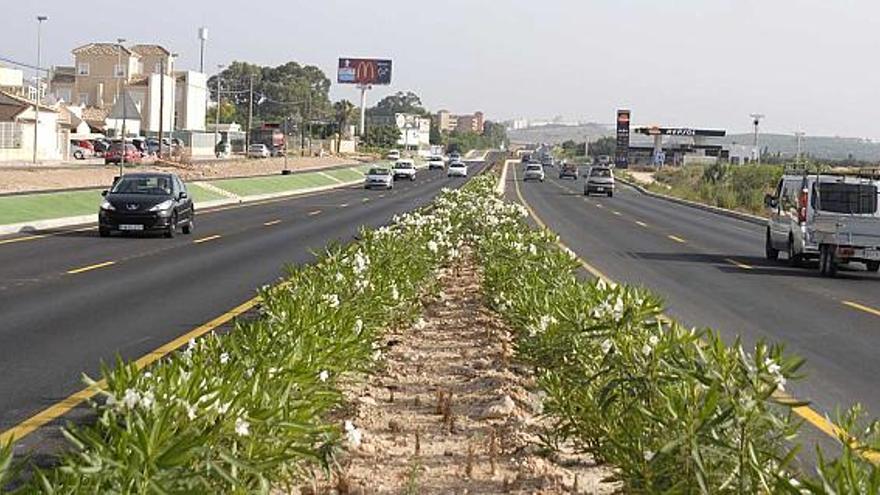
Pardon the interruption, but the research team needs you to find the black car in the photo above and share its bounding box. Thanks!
[98,173,194,238]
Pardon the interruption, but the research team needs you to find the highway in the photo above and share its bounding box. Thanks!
[502,162,880,449]
[0,159,488,455]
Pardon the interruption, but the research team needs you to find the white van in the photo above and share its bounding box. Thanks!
[765,171,880,275]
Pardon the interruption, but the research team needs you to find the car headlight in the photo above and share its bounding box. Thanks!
[100,199,115,211]
[148,199,174,212]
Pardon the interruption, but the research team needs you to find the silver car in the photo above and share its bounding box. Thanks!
[584,166,615,197]
[364,167,393,190]
[523,163,545,182]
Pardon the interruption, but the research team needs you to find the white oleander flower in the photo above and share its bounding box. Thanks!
[324,293,340,308]
[122,388,140,410]
[235,417,250,437]
[344,420,362,448]
[318,370,330,382]
[219,352,229,365]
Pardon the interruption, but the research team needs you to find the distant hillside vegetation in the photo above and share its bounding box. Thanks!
[509,125,880,162]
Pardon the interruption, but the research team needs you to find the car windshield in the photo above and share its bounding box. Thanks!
[368,168,389,175]
[111,176,172,195]
[394,162,413,168]
[813,182,878,214]
[450,163,465,167]
[591,168,612,177]
[526,165,542,171]
[249,145,264,150]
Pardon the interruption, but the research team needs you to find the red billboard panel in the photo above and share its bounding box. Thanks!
[337,58,392,85]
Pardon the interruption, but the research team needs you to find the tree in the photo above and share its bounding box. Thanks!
[207,61,332,128]
[481,121,507,148]
[364,125,401,149]
[588,136,616,157]
[333,100,357,152]
[429,123,443,146]
[367,91,429,117]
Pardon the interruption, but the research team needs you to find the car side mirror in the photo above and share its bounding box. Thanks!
[101,190,108,197]
[179,191,188,200]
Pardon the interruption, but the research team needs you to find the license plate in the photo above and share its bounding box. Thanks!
[119,224,144,231]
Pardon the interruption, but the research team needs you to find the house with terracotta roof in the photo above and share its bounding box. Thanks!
[0,90,63,161]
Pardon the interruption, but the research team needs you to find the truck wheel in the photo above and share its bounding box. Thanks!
[765,229,779,261]
[788,235,802,267]
[866,261,880,273]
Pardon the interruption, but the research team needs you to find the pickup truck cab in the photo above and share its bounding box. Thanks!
[765,172,880,276]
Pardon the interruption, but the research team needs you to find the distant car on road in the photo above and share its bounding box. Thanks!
[523,163,545,182]
[448,161,468,177]
[558,162,578,180]
[427,155,445,170]
[541,154,554,167]
[448,152,461,163]
[364,167,393,189]
[584,166,615,197]
[393,159,417,181]
[70,140,94,160]
[386,149,401,161]
[247,143,271,159]
[104,143,141,165]
[764,172,880,275]
[99,172,194,238]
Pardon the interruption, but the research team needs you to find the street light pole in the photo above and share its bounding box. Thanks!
[33,15,47,164]
[750,113,764,164]
[117,38,127,176]
[213,64,224,157]
[246,74,254,152]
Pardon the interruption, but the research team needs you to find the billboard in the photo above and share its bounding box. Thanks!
[337,58,392,85]
[615,109,630,169]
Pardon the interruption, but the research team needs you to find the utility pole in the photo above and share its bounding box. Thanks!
[158,58,165,159]
[213,64,224,156]
[33,15,47,164]
[358,84,369,139]
[198,27,208,74]
[118,38,127,176]
[795,131,805,165]
[246,74,254,152]
[750,113,764,164]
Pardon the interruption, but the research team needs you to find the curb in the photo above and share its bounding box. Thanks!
[618,176,766,226]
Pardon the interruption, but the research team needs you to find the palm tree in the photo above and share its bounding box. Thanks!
[333,100,357,153]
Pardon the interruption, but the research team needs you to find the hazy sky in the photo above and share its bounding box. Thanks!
[3,0,878,138]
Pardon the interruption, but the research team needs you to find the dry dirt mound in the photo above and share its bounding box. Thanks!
[306,257,618,494]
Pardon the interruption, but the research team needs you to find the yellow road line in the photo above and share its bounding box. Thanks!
[263,219,281,226]
[0,296,260,444]
[193,234,222,244]
[842,300,880,318]
[362,198,370,203]
[308,210,322,216]
[667,234,687,244]
[66,260,116,275]
[511,162,880,465]
[635,220,649,228]
[725,258,753,270]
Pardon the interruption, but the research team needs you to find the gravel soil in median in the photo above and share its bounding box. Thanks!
[302,255,617,494]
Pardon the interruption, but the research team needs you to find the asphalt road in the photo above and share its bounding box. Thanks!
[0,160,487,453]
[504,163,880,450]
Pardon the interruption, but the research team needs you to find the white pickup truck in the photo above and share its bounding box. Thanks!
[813,181,880,276]
[767,171,880,277]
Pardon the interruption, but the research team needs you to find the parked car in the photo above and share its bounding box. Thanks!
[364,167,393,190]
[104,143,142,165]
[523,163,545,182]
[98,172,194,238]
[92,139,111,157]
[583,166,614,196]
[386,149,401,161]
[393,159,417,181]
[764,171,880,275]
[558,162,578,180]
[448,161,468,178]
[70,140,94,160]
[427,155,445,170]
[247,143,271,158]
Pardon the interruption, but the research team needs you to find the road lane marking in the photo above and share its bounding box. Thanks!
[66,260,116,275]
[0,226,95,246]
[339,203,349,208]
[667,234,687,244]
[612,210,622,216]
[843,300,880,318]
[595,203,604,208]
[511,162,880,465]
[362,198,370,203]
[193,234,222,244]
[263,219,281,226]
[725,258,753,270]
[0,296,260,444]
[635,220,649,228]
[378,194,386,198]
[308,210,322,216]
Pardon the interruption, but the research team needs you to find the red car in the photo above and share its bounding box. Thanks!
[104,143,142,165]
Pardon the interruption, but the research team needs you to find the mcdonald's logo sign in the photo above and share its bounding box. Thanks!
[338,58,393,85]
